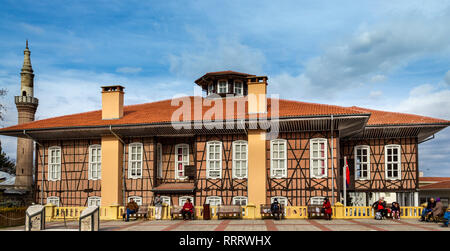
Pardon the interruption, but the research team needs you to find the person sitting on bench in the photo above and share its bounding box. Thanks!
[442,208,450,228]
[420,197,436,222]
[125,198,139,222]
[322,197,332,220]
[372,197,387,219]
[181,198,194,220]
[271,199,282,220]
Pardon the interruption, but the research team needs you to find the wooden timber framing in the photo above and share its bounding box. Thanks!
[339,137,418,192]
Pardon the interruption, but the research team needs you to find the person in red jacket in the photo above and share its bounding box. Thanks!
[182,198,194,220]
[322,197,332,220]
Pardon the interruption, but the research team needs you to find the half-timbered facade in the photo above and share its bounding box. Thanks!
[2,46,449,210]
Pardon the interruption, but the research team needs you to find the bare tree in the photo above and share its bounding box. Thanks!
[0,88,6,121]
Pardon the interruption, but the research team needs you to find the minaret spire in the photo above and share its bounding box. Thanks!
[21,40,33,75]
[14,40,39,190]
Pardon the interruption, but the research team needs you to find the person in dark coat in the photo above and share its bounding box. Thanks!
[391,202,401,220]
[125,198,139,222]
[271,199,282,220]
[420,197,436,222]
[322,197,332,220]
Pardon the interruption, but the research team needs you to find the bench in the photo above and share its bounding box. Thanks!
[307,205,328,219]
[122,204,149,221]
[170,206,196,220]
[217,205,242,219]
[260,204,284,219]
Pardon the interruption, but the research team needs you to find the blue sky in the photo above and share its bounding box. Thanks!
[0,0,450,176]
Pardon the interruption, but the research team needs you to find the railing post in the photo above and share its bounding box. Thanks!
[104,204,120,220]
[44,203,55,221]
[246,203,256,219]
[334,202,344,219]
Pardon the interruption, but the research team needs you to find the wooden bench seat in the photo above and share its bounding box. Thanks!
[216,205,242,219]
[260,204,284,219]
[307,205,328,219]
[122,204,149,221]
[170,206,196,220]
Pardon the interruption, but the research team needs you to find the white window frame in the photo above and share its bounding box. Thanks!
[48,146,61,181]
[88,144,101,180]
[234,80,243,96]
[232,140,248,179]
[310,138,328,178]
[207,83,214,95]
[175,144,189,180]
[160,196,171,206]
[87,196,101,207]
[354,145,370,180]
[206,141,222,179]
[128,196,142,206]
[206,196,222,206]
[232,196,248,206]
[128,143,143,179]
[157,143,163,178]
[385,144,401,180]
[47,196,60,207]
[310,196,325,205]
[179,196,194,206]
[270,139,287,178]
[217,79,228,94]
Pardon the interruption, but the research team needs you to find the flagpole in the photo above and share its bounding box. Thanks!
[343,156,347,207]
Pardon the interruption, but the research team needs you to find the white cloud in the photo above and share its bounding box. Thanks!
[116,67,142,74]
[445,70,450,85]
[168,36,266,79]
[368,90,383,99]
[370,74,386,83]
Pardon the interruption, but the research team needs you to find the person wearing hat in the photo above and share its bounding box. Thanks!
[271,198,282,220]
[431,198,444,221]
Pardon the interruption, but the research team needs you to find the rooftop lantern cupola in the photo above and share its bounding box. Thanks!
[194,71,256,98]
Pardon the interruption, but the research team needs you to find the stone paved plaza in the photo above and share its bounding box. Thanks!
[2,218,449,231]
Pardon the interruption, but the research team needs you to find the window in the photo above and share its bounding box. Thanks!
[218,80,228,94]
[128,143,143,179]
[88,145,101,180]
[385,145,401,180]
[232,196,248,206]
[310,138,327,178]
[128,196,142,206]
[48,146,61,181]
[271,196,288,206]
[206,196,222,206]
[270,139,287,178]
[47,196,60,206]
[175,144,189,179]
[234,80,243,96]
[157,143,163,178]
[354,145,370,180]
[310,196,325,205]
[160,196,171,206]
[207,83,214,95]
[232,141,248,179]
[179,196,194,206]
[87,196,101,207]
[206,141,222,179]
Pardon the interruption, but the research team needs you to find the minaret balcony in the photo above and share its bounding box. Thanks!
[15,96,39,105]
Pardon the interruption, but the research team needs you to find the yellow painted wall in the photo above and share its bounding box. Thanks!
[102,90,124,120]
[101,135,123,206]
[247,130,267,214]
[247,81,267,114]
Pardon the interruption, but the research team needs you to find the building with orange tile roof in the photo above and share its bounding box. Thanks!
[1,45,449,209]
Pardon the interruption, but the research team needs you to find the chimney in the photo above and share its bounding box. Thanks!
[101,85,125,120]
[247,76,268,114]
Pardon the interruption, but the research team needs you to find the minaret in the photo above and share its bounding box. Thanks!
[14,40,39,189]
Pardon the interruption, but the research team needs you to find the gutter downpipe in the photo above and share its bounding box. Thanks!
[23,130,45,205]
[109,125,126,206]
[330,115,334,205]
